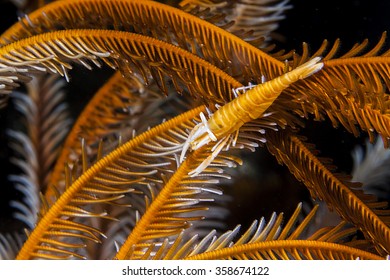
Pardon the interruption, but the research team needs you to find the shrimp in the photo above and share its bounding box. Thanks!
[181,57,324,176]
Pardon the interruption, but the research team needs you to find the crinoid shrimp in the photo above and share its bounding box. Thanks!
[180,57,324,176]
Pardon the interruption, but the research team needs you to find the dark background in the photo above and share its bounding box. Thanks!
[0,0,389,232]
[278,0,390,52]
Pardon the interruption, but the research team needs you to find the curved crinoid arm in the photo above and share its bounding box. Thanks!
[7,74,71,230]
[0,26,243,110]
[284,33,390,147]
[266,129,390,255]
[180,57,323,174]
[44,71,192,202]
[128,203,383,260]
[16,106,212,259]
[0,0,286,85]
[0,28,245,107]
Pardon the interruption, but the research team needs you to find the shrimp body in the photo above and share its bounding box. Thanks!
[181,57,323,175]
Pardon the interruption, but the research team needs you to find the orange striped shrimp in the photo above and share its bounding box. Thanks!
[181,57,324,176]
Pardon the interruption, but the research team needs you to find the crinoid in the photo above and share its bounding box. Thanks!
[0,0,389,260]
